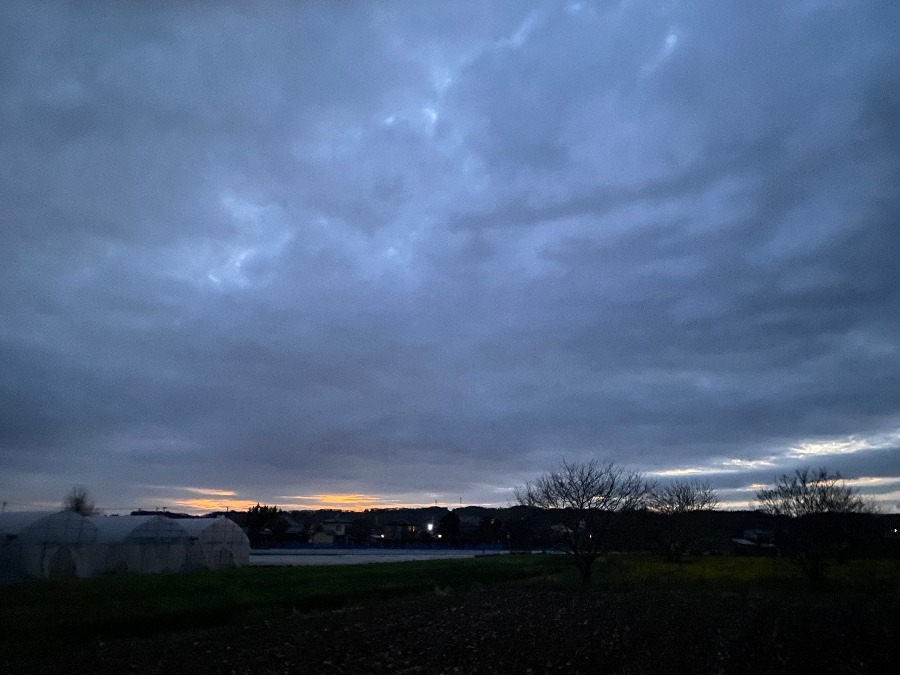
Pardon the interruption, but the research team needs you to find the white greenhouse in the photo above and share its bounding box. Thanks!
[89,515,189,575]
[0,511,99,581]
[180,517,250,571]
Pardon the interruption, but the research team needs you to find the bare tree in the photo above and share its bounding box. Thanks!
[756,468,867,517]
[516,460,651,583]
[756,468,872,585]
[649,480,718,515]
[649,480,718,562]
[63,485,98,516]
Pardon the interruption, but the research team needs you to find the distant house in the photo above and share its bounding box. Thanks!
[309,530,332,545]
[383,521,417,543]
[280,514,308,542]
[310,519,354,545]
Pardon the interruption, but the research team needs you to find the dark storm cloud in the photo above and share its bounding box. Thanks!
[1,1,898,510]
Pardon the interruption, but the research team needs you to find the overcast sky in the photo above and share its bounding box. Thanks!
[1,1,898,514]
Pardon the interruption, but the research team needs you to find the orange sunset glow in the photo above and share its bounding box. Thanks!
[165,491,450,514]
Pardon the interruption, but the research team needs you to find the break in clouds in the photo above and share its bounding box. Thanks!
[1,1,898,512]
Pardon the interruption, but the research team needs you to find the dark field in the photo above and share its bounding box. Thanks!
[2,555,898,673]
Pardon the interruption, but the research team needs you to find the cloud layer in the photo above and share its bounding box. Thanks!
[1,1,898,512]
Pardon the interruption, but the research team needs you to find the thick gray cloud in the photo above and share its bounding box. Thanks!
[1,1,898,512]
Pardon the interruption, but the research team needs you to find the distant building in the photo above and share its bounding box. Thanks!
[0,511,98,580]
[280,514,308,542]
[180,517,251,570]
[732,528,777,556]
[383,521,417,543]
[310,519,354,545]
[90,515,190,574]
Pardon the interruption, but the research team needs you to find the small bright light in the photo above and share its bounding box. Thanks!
[437,533,442,539]
[427,523,434,532]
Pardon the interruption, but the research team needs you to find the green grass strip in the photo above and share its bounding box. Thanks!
[0,554,571,642]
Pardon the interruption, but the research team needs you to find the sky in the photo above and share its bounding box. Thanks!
[1,1,899,514]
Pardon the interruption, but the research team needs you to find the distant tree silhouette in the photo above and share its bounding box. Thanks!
[756,468,873,586]
[649,480,718,562]
[438,511,462,546]
[505,513,546,552]
[516,460,651,583]
[474,516,504,546]
[63,485,98,516]
[756,468,868,517]
[347,519,373,545]
[246,504,286,548]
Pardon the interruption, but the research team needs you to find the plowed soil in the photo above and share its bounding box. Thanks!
[5,578,897,674]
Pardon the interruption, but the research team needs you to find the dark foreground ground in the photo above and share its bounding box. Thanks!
[2,557,898,674]
[8,581,899,674]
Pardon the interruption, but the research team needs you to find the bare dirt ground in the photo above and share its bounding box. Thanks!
[6,578,897,674]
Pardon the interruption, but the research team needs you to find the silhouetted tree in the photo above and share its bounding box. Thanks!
[474,516,504,546]
[650,480,719,515]
[246,504,286,548]
[756,468,868,517]
[63,485,98,516]
[506,513,545,552]
[517,460,651,583]
[649,480,718,562]
[756,468,873,586]
[347,519,373,545]
[438,511,462,546]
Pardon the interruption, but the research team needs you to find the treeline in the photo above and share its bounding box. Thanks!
[221,503,899,558]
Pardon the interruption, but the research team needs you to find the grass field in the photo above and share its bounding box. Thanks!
[595,553,900,592]
[0,553,571,643]
[2,554,897,642]
[2,554,898,673]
